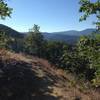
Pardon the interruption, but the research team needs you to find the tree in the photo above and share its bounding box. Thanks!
[45,41,68,67]
[32,24,40,33]
[24,25,45,57]
[77,35,100,86]
[79,0,100,30]
[0,0,12,19]
[0,31,12,49]
[0,0,12,49]
[79,0,100,87]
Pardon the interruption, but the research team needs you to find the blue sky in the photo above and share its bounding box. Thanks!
[0,0,96,32]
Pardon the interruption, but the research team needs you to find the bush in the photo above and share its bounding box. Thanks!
[77,34,100,87]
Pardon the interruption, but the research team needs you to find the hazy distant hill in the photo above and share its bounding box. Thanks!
[49,29,95,36]
[42,33,79,44]
[42,29,95,44]
[0,24,96,44]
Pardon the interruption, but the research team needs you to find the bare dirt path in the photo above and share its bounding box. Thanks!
[0,50,100,100]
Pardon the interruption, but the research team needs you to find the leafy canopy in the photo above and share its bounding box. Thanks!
[0,0,12,19]
[79,0,100,29]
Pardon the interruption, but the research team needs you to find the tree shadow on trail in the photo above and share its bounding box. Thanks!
[0,58,61,100]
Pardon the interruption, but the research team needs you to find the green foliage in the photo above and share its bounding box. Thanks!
[77,34,100,87]
[24,25,45,57]
[45,41,68,67]
[0,0,12,19]
[79,0,100,87]
[79,0,100,29]
[0,31,12,49]
[0,31,23,52]
[31,24,40,33]
[11,38,24,52]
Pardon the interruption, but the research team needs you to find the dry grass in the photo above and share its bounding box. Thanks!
[0,49,100,100]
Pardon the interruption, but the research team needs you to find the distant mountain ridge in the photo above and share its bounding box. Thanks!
[0,24,24,38]
[45,28,96,36]
[0,24,96,44]
[42,29,96,44]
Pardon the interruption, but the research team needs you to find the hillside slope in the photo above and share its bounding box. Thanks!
[0,24,24,38]
[0,50,99,100]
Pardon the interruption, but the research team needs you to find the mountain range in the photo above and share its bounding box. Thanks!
[43,28,96,44]
[0,24,96,44]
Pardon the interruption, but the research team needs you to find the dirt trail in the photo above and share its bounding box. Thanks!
[0,50,100,100]
[29,58,100,100]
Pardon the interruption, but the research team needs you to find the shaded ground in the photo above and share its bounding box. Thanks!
[0,50,100,100]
